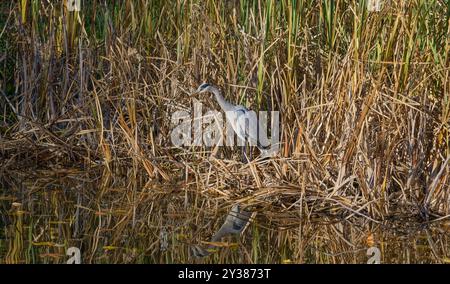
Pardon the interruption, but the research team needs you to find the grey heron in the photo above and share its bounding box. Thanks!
[191,204,252,258]
[193,83,271,160]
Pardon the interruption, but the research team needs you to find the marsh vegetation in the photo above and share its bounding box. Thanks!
[0,0,449,263]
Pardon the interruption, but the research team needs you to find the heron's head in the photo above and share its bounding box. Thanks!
[194,83,211,94]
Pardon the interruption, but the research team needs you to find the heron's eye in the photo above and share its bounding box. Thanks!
[199,83,209,90]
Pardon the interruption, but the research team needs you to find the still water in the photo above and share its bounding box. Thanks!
[1,169,449,264]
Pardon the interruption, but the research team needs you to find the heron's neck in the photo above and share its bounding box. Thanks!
[209,86,233,111]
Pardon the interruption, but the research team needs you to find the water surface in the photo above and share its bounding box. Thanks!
[1,169,448,264]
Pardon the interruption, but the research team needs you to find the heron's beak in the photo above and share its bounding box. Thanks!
[191,91,199,96]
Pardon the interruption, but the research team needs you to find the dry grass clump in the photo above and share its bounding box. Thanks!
[0,0,449,263]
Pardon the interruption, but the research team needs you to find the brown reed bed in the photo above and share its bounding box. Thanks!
[0,0,449,263]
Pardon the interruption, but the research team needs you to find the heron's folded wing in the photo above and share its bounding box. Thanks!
[234,107,260,146]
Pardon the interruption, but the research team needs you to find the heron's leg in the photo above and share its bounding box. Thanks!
[209,144,218,160]
[241,143,249,163]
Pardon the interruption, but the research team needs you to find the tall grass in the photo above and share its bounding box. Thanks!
[0,0,449,263]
